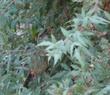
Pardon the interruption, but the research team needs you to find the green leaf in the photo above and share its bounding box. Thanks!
[104,11,110,21]
[74,49,85,68]
[70,42,81,57]
[37,41,53,46]
[61,27,70,37]
[51,34,57,43]
[90,15,110,24]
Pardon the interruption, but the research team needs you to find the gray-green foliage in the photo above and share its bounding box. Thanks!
[38,0,110,95]
[0,0,110,95]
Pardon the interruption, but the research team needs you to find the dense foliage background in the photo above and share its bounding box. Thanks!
[0,0,110,95]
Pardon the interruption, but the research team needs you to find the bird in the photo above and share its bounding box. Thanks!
[23,47,48,88]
